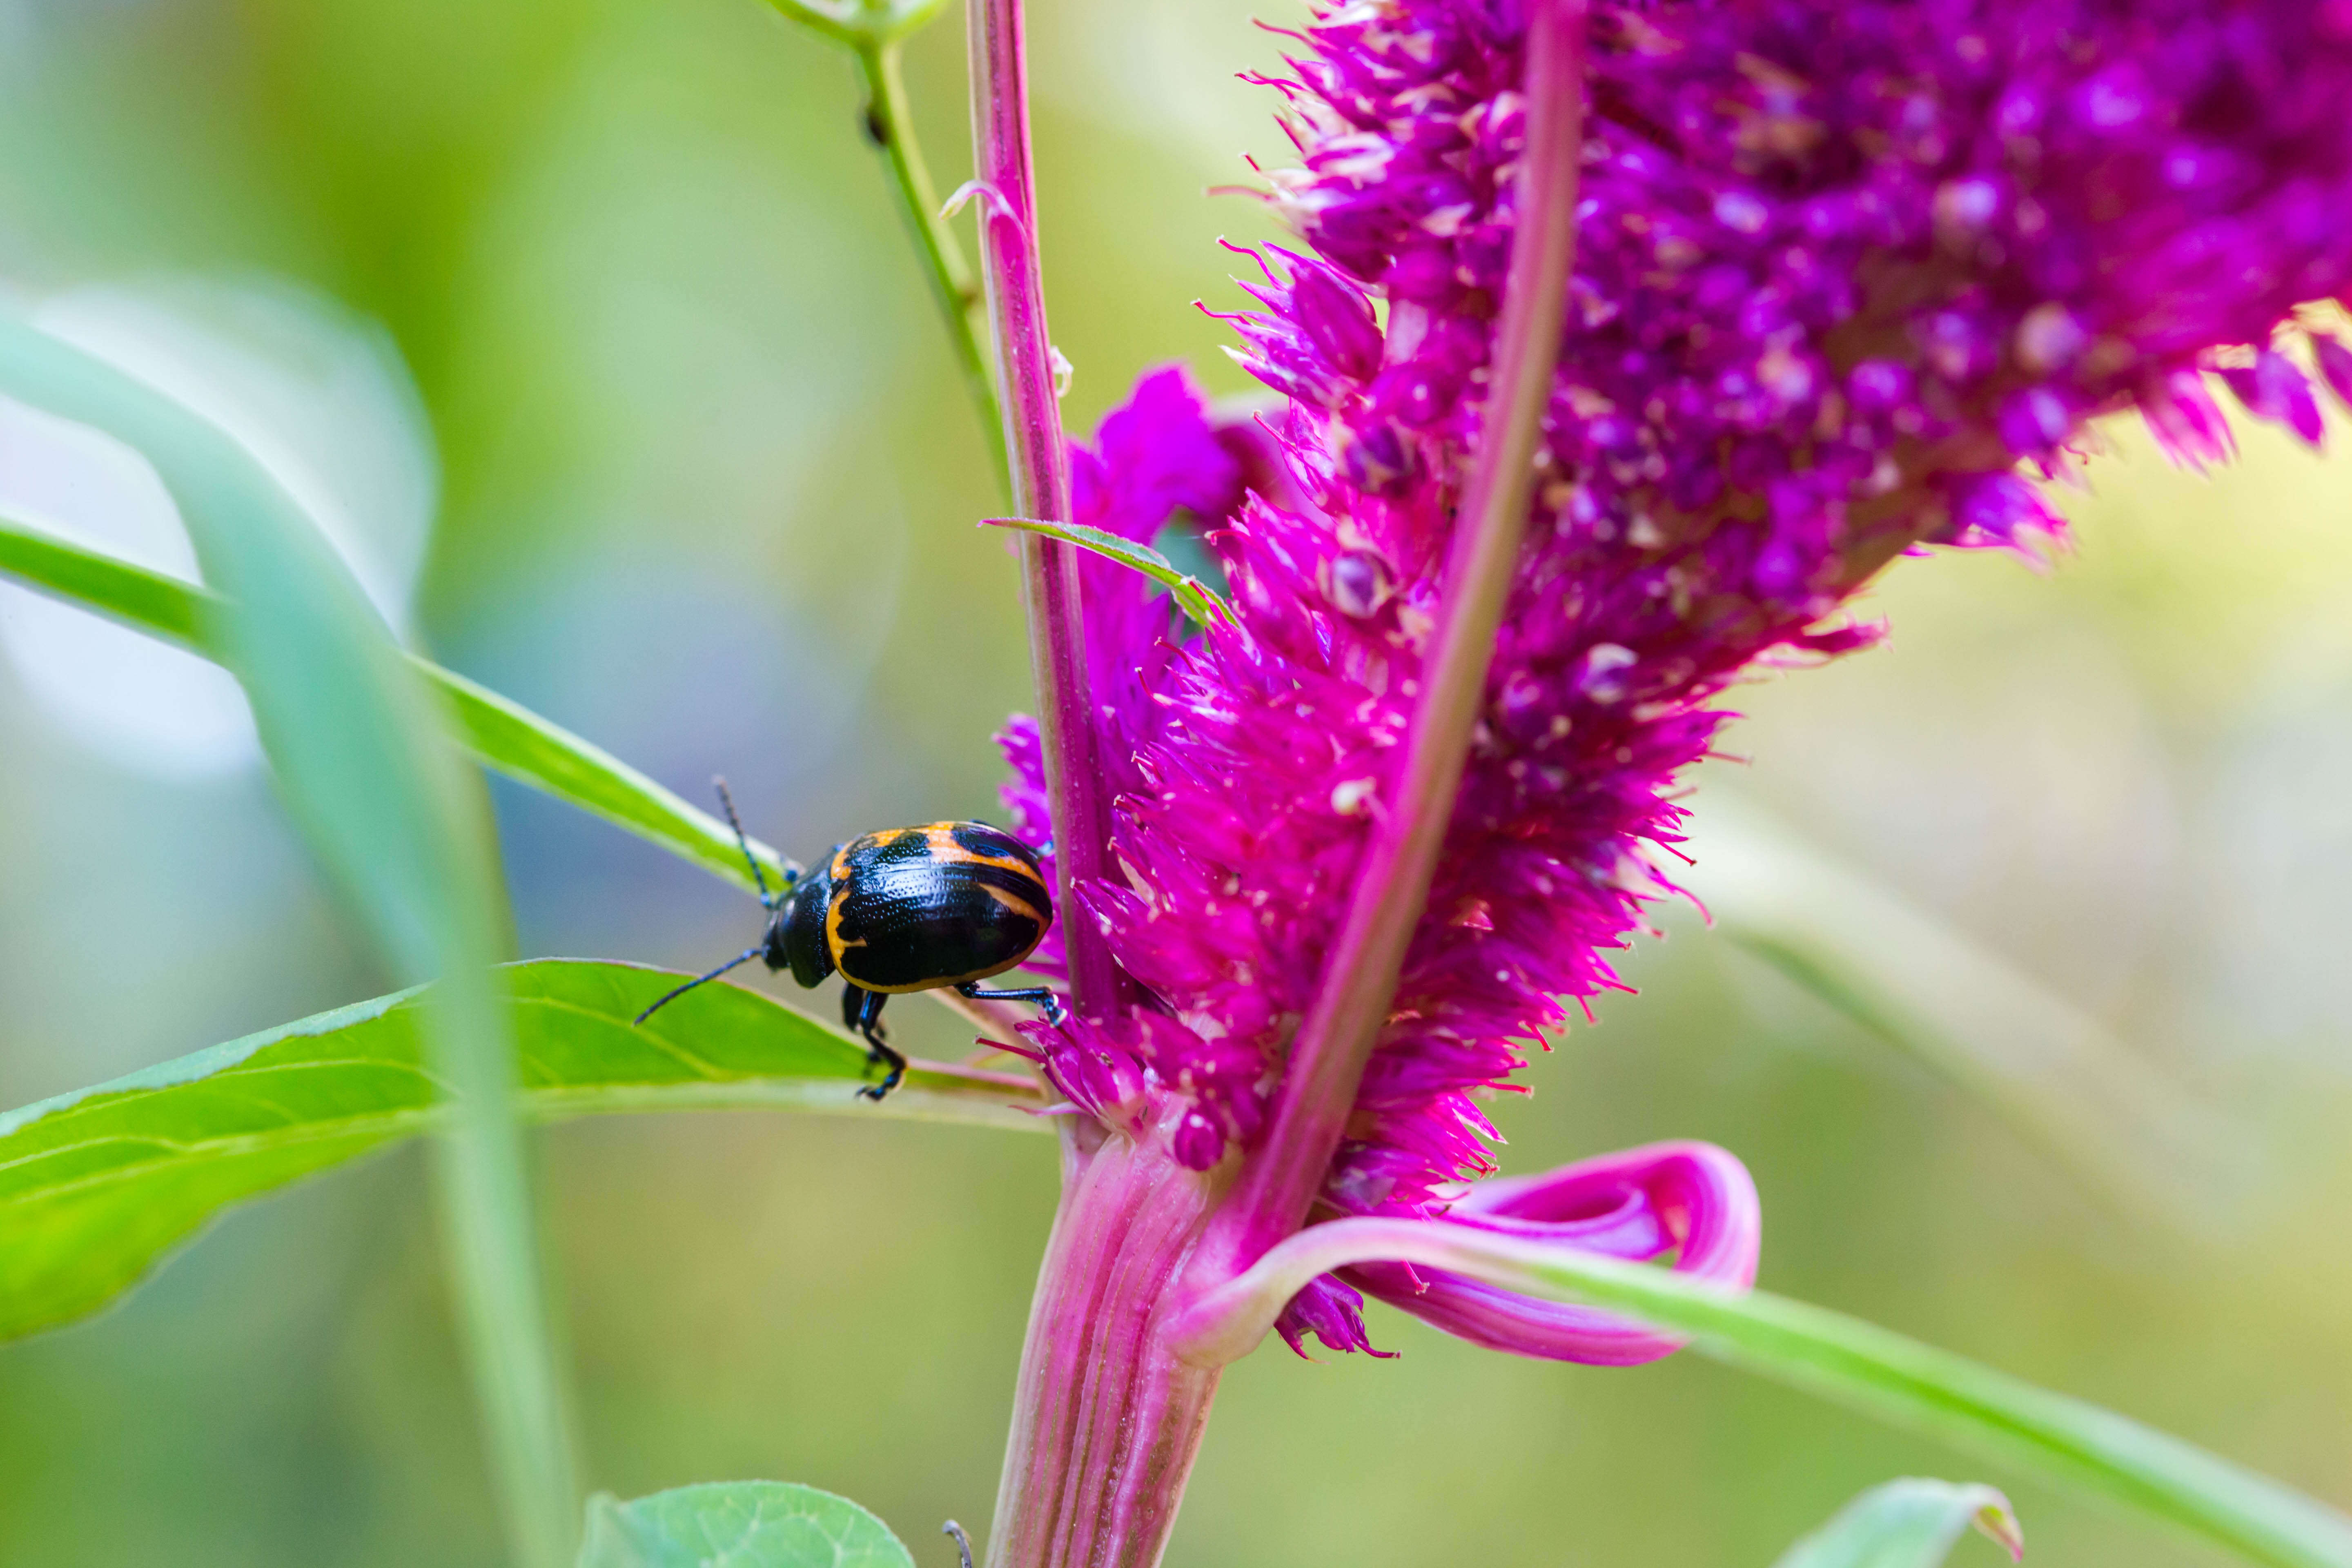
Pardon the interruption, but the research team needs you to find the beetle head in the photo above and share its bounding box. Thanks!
[765,864,835,989]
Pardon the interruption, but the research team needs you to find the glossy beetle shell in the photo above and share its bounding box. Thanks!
[779,821,1050,994]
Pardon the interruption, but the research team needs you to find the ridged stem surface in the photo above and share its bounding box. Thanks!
[987,1133,1223,1568]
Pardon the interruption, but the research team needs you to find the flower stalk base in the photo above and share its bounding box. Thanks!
[986,1128,1225,1568]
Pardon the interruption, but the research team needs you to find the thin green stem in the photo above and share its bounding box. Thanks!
[856,41,1007,490]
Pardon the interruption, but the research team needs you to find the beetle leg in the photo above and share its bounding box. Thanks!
[846,986,907,1101]
[955,980,1067,1027]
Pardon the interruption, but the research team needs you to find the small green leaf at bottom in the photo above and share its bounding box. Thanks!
[580,1483,917,1568]
[1773,1479,2025,1568]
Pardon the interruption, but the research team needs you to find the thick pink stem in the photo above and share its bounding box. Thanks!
[1200,0,1590,1272]
[985,1131,1225,1568]
[966,0,1127,1020]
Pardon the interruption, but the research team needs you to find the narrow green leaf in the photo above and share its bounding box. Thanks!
[0,959,1050,1343]
[1188,1219,2350,1568]
[579,1483,916,1568]
[1398,1241,2351,1568]
[0,515,212,648]
[981,516,1235,627]
[433,661,799,890]
[0,315,577,1563]
[0,512,794,898]
[1683,794,2225,1225]
[1772,1479,2024,1568]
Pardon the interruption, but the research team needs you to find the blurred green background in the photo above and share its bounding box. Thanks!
[1,0,2347,1563]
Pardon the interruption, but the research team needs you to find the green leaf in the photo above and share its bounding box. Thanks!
[0,959,1050,1343]
[1683,794,2225,1225]
[0,311,577,1560]
[1772,1479,2024,1568]
[0,512,795,898]
[579,1483,916,1568]
[1185,1218,2352,1568]
[982,516,1235,627]
[761,0,949,50]
[1230,1229,2352,1568]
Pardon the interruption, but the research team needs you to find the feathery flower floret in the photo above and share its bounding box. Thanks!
[1002,0,2352,1354]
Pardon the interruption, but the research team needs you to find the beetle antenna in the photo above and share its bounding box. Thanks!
[713,776,782,909]
[634,947,761,1025]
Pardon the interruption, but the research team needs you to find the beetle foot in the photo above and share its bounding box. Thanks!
[858,1043,907,1101]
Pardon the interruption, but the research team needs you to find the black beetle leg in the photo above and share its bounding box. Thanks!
[845,985,906,1102]
[955,980,1067,1027]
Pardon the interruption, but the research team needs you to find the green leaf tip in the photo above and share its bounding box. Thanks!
[580,1482,916,1568]
[981,516,1236,628]
[1771,1479,2024,1568]
[0,959,1050,1345]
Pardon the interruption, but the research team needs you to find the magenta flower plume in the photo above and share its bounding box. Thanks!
[998,0,2352,1365]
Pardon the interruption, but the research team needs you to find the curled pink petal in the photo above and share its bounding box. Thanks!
[1343,1140,1760,1365]
[1168,1141,1760,1370]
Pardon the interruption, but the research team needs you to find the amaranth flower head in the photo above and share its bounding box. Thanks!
[1001,0,2352,1356]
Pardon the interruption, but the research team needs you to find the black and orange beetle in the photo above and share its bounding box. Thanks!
[634,781,1064,1100]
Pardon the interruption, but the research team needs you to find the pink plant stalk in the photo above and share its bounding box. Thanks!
[968,1,2352,1564]
[962,0,1125,1019]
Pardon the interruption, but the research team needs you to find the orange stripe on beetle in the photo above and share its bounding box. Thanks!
[917,822,1043,880]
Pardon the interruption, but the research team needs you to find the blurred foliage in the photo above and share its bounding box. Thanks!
[0,0,2348,1566]
[579,1480,915,1568]
[1770,1479,2022,1568]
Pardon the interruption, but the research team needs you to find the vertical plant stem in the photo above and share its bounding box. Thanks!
[965,0,1127,1019]
[854,39,1009,492]
[984,1134,1225,1568]
[1205,0,1589,1264]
